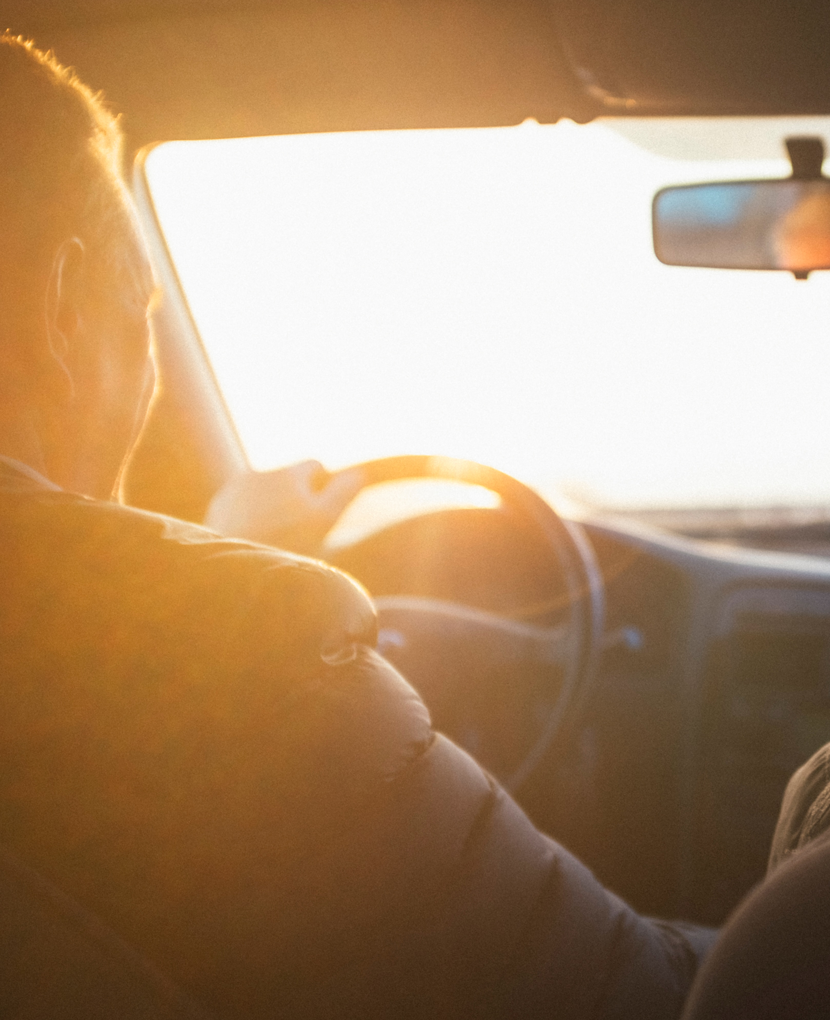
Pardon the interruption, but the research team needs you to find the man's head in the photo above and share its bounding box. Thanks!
[0,34,156,499]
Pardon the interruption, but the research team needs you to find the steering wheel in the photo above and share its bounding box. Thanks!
[331,455,605,793]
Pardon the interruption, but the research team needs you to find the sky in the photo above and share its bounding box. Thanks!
[146,117,830,510]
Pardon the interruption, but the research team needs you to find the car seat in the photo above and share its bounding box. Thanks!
[681,829,830,1020]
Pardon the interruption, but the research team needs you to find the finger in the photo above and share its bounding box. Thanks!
[309,463,331,493]
[318,466,365,515]
[290,460,329,493]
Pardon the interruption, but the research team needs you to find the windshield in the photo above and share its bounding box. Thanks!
[145,117,830,514]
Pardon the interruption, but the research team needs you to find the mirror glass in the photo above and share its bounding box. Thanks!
[653,179,830,273]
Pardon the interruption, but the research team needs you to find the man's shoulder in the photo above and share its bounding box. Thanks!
[0,471,377,680]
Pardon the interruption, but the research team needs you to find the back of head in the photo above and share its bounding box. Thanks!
[0,34,132,353]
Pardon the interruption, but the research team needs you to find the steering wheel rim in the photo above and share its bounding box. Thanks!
[342,455,605,792]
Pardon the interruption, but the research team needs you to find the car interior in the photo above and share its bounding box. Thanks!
[5,0,830,1014]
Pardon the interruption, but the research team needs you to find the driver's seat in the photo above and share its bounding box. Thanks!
[681,830,830,1020]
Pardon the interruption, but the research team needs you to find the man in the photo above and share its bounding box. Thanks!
[0,34,713,1019]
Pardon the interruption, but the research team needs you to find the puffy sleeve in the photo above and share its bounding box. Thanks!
[0,489,709,1019]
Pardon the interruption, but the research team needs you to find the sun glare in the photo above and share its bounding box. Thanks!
[146,119,830,510]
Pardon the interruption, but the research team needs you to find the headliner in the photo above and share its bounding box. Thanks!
[5,0,830,146]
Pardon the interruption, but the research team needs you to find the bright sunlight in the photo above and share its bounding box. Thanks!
[146,118,830,510]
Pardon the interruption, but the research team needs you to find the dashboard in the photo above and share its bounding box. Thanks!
[334,502,830,925]
[558,517,830,925]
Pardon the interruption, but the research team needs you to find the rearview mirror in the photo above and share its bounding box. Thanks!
[654,135,830,279]
[653,178,830,277]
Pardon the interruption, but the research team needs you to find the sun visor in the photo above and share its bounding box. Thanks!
[550,0,830,115]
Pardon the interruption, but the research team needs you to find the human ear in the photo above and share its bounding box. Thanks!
[43,237,86,399]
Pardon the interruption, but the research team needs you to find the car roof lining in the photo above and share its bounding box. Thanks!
[6,0,830,149]
[6,1,591,149]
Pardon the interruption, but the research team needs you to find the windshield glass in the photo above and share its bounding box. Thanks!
[145,117,830,513]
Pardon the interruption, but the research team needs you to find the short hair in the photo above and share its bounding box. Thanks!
[0,34,137,321]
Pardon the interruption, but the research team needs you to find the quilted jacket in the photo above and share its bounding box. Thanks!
[0,460,710,1019]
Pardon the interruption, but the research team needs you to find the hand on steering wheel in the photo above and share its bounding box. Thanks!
[204,459,364,556]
